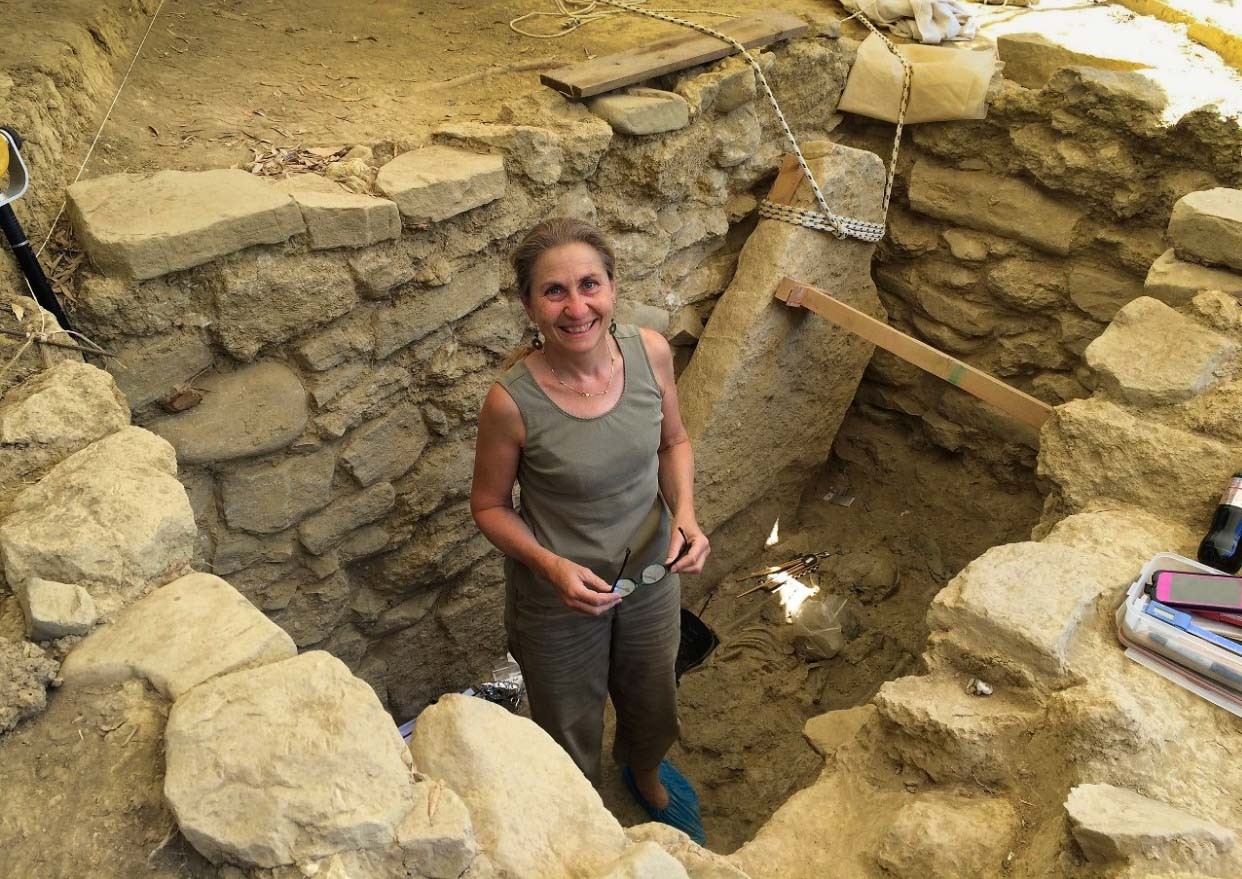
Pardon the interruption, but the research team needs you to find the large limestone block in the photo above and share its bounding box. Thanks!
[997,31,1147,90]
[60,571,294,698]
[299,482,396,554]
[211,250,357,360]
[1169,188,1242,272]
[0,361,130,484]
[873,673,1040,784]
[592,841,689,879]
[626,824,751,879]
[221,447,335,534]
[289,188,401,250]
[930,542,1126,686]
[372,263,500,359]
[376,146,506,223]
[409,694,627,878]
[148,361,308,464]
[0,427,195,615]
[874,794,1018,879]
[67,169,304,280]
[908,161,1084,255]
[0,636,59,733]
[20,577,97,640]
[165,651,419,868]
[678,142,885,533]
[110,330,216,410]
[1085,297,1236,406]
[1039,398,1235,525]
[1042,508,1198,567]
[589,89,691,135]
[1145,249,1242,307]
[1066,784,1236,867]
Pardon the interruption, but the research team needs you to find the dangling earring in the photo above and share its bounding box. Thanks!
[531,325,543,350]
[609,320,617,335]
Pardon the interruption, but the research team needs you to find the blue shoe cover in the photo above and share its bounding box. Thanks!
[622,760,706,845]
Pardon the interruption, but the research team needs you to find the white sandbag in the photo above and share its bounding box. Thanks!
[841,0,978,44]
[838,33,997,124]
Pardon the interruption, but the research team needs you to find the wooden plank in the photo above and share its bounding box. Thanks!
[540,10,808,98]
[775,277,1053,430]
[765,154,802,205]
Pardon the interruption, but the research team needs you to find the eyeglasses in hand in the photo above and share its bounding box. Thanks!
[612,528,691,597]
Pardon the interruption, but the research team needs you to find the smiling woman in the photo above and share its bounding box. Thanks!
[470,217,711,842]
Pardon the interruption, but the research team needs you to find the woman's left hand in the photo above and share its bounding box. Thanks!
[667,520,710,575]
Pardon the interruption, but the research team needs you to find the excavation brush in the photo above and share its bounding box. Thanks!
[0,126,73,330]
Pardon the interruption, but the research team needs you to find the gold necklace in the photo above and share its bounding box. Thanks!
[544,346,616,398]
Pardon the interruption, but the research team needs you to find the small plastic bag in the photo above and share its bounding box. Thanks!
[788,595,852,661]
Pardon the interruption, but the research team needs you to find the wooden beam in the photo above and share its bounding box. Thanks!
[765,154,802,205]
[540,10,808,98]
[775,277,1054,430]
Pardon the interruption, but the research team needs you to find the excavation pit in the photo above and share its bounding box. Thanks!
[2,1,1242,877]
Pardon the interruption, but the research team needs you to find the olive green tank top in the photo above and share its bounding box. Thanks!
[497,324,669,591]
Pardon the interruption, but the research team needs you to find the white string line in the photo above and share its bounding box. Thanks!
[34,0,171,258]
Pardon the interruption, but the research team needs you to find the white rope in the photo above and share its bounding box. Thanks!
[34,0,170,258]
[591,0,901,242]
[510,1,735,39]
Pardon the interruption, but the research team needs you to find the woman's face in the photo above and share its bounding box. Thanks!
[524,242,616,355]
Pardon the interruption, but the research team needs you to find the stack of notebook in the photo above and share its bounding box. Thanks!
[1117,553,1242,718]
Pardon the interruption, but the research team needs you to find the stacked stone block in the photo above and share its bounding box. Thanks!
[835,56,1242,482]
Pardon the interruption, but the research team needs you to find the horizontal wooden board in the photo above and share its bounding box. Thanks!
[775,277,1054,431]
[541,10,808,98]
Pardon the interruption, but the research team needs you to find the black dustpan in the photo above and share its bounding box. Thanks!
[676,608,718,682]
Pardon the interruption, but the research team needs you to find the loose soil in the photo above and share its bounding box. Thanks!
[599,412,1043,852]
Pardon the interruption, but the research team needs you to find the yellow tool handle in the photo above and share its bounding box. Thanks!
[0,140,9,177]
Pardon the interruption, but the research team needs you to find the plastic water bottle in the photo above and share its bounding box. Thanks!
[1198,470,1242,573]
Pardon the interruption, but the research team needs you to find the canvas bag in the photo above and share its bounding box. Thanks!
[838,32,997,124]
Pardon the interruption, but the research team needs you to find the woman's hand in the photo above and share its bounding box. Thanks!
[545,556,622,616]
[667,520,710,575]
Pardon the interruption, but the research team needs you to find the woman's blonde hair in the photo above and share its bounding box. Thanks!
[502,217,617,369]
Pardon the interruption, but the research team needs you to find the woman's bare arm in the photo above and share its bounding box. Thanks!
[641,328,710,574]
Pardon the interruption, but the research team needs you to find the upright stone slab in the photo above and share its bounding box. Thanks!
[1169,188,1242,272]
[20,577,97,640]
[376,146,506,223]
[1085,297,1236,405]
[60,572,295,698]
[678,141,885,533]
[67,170,304,280]
[221,448,336,533]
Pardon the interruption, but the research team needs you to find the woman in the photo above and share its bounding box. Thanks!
[470,217,710,842]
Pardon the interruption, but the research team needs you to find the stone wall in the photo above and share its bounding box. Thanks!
[58,21,857,718]
[835,48,1242,483]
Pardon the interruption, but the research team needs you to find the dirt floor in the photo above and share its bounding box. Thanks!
[55,0,843,180]
[599,411,1044,852]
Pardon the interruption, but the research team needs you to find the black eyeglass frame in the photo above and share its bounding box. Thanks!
[611,527,691,596]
